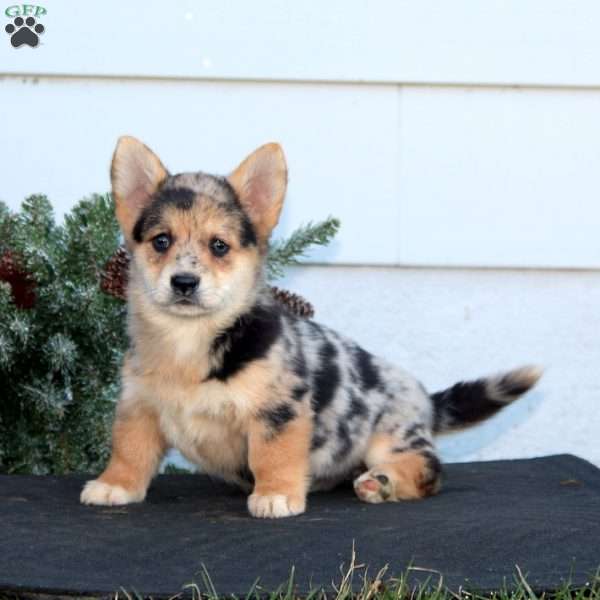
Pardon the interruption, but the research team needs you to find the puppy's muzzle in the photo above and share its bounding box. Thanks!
[171,273,200,297]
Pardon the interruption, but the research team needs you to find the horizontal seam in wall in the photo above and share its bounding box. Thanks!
[297,262,600,274]
[2,72,600,93]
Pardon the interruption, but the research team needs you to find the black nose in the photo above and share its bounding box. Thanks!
[171,273,200,296]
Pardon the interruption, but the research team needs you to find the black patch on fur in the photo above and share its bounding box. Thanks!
[292,332,308,378]
[311,433,327,451]
[353,347,381,391]
[423,451,442,477]
[208,303,282,381]
[237,465,255,486]
[293,355,307,378]
[291,384,308,402]
[217,177,257,247]
[405,423,424,439]
[260,403,296,434]
[409,437,431,450]
[372,407,385,428]
[420,450,443,495]
[347,393,368,419]
[311,341,340,413]
[431,379,501,432]
[239,216,258,247]
[132,187,195,242]
[334,421,352,461]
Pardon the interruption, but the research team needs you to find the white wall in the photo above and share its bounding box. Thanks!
[2,0,600,268]
[3,77,600,268]
[2,1,599,465]
[3,0,600,87]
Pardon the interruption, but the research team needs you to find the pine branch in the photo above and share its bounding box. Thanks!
[267,216,340,280]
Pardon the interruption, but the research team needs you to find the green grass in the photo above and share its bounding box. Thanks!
[2,555,598,600]
[174,559,600,600]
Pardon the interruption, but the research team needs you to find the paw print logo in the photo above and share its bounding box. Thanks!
[5,16,44,48]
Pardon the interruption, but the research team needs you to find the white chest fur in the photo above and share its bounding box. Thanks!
[124,304,274,482]
[139,376,251,481]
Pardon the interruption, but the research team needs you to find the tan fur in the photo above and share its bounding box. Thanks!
[382,452,438,499]
[364,433,395,466]
[100,406,166,491]
[228,143,287,245]
[248,411,312,517]
[81,404,167,505]
[111,136,168,243]
[355,434,440,502]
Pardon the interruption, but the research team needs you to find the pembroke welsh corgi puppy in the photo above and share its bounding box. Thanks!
[81,137,541,518]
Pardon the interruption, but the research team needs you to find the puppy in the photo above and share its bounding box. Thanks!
[81,136,542,518]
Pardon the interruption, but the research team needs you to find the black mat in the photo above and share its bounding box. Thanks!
[1,454,599,597]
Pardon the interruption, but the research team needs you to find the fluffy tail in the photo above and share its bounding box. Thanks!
[431,365,543,433]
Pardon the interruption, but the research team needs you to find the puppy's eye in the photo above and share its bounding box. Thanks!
[210,238,230,257]
[152,234,171,253]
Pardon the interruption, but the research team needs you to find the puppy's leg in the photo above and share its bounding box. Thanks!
[247,410,311,518]
[81,406,166,506]
[354,430,442,503]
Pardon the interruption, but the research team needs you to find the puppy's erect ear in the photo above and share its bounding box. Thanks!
[110,136,168,240]
[227,143,287,242]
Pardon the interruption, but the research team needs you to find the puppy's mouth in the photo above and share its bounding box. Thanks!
[163,293,216,316]
[172,297,196,306]
[169,296,203,312]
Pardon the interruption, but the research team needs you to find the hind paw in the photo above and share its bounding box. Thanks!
[353,469,394,503]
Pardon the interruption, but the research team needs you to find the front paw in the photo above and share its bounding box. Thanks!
[80,480,145,506]
[247,493,306,518]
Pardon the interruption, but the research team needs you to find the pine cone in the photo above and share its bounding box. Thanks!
[100,246,315,319]
[270,286,315,319]
[0,251,36,309]
[100,245,129,301]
